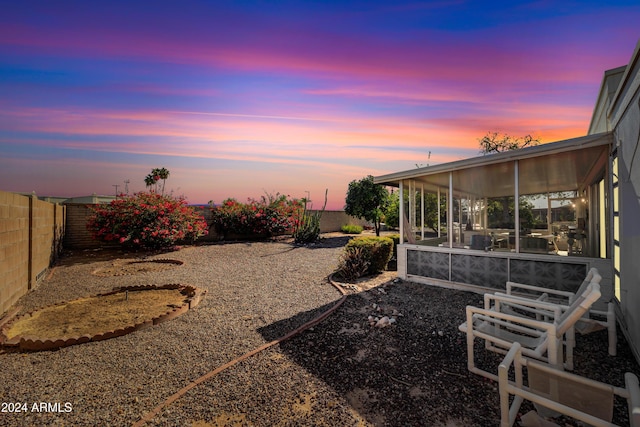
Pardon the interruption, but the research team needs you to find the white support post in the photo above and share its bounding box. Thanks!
[409,180,414,234]
[449,172,454,248]
[547,192,552,235]
[484,197,488,231]
[437,188,441,238]
[399,180,404,245]
[515,160,520,253]
[458,193,463,245]
[421,184,425,240]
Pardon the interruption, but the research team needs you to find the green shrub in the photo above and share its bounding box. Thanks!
[340,224,363,234]
[336,246,370,282]
[345,236,393,274]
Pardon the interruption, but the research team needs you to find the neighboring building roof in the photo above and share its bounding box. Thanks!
[26,194,117,204]
[62,195,117,204]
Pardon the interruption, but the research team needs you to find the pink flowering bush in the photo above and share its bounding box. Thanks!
[87,192,208,250]
[210,194,302,239]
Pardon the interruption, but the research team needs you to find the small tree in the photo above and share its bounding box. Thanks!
[383,191,400,229]
[384,190,445,233]
[154,167,170,194]
[344,175,389,236]
[479,132,540,154]
[479,132,541,229]
[144,167,170,194]
[144,174,156,190]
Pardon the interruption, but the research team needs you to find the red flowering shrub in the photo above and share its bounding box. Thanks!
[210,194,302,239]
[87,192,208,249]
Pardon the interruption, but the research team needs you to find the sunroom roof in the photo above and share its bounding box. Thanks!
[373,132,613,198]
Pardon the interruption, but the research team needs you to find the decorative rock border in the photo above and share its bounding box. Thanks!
[92,259,184,277]
[0,284,205,351]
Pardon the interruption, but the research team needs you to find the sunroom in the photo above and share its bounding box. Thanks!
[374,132,615,305]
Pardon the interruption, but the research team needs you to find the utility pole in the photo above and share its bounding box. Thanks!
[113,184,119,197]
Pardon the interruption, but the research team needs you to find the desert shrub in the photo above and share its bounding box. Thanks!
[87,192,208,250]
[210,194,302,239]
[344,236,393,275]
[293,190,327,244]
[293,211,321,243]
[341,224,363,234]
[336,246,370,282]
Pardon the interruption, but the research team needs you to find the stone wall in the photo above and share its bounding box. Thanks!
[0,191,65,316]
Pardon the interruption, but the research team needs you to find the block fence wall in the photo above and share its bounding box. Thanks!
[192,207,371,241]
[63,203,119,249]
[0,191,65,316]
[312,210,372,233]
[63,204,372,248]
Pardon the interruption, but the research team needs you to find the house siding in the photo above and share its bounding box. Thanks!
[608,41,640,362]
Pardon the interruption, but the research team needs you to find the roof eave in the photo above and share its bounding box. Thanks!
[374,131,613,186]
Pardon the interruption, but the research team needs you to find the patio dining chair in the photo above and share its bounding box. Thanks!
[498,342,640,427]
[458,280,601,381]
[470,234,492,251]
[501,267,617,356]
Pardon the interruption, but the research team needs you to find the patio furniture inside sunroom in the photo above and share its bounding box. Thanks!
[374,132,615,302]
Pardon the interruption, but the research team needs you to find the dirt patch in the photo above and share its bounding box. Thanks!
[92,258,183,276]
[1,285,204,351]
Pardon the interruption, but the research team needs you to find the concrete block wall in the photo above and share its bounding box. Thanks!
[64,203,116,249]
[0,191,65,316]
[64,204,371,247]
[313,210,371,233]
[0,191,29,316]
[31,197,65,284]
[197,208,371,241]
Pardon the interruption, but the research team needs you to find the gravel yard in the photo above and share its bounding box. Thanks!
[1,235,639,426]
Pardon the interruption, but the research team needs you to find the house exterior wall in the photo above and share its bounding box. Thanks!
[396,244,612,312]
[374,39,640,363]
[589,66,627,134]
[608,41,640,361]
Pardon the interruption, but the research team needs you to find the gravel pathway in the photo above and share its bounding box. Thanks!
[0,237,347,426]
[1,235,639,427]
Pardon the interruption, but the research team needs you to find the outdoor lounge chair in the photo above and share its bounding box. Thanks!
[498,342,640,427]
[502,267,617,356]
[458,280,601,380]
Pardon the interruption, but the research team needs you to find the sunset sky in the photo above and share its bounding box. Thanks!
[1,1,638,209]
